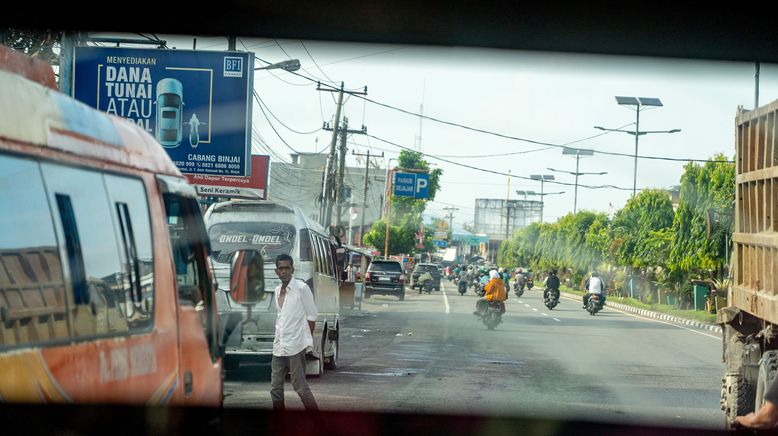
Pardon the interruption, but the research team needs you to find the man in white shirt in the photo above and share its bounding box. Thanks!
[583,271,605,308]
[270,253,319,411]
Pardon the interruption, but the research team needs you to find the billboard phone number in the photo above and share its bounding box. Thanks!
[173,161,242,174]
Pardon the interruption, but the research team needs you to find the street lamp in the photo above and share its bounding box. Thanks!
[595,96,681,197]
[530,174,562,223]
[515,190,539,226]
[548,147,606,214]
[254,58,301,72]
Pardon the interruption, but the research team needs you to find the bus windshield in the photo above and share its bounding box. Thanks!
[208,222,295,264]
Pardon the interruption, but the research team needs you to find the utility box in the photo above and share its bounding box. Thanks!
[691,280,712,311]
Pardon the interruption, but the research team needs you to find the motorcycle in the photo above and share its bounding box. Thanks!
[513,281,524,297]
[471,277,480,291]
[544,288,559,310]
[526,277,534,290]
[481,301,505,330]
[419,279,433,295]
[457,279,468,295]
[586,294,603,315]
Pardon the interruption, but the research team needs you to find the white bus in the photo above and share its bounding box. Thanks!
[204,200,340,376]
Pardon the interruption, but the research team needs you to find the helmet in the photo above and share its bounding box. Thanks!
[498,267,504,273]
[517,268,523,273]
[551,268,557,274]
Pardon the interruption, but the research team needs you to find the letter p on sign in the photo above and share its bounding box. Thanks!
[415,174,430,199]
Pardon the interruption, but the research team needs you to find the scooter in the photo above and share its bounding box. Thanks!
[544,288,559,310]
[586,294,603,315]
[513,281,524,297]
[481,301,504,330]
[457,279,468,295]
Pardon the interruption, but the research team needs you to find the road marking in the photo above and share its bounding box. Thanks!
[553,318,561,322]
[442,288,450,314]
[518,300,524,304]
[542,313,548,316]
[532,308,538,312]
[524,304,530,308]
[608,305,721,340]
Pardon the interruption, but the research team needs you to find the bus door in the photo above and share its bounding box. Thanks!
[158,176,221,405]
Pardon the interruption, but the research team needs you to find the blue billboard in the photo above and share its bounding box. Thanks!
[73,46,254,176]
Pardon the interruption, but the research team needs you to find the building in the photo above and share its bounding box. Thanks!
[268,152,386,246]
[473,198,542,262]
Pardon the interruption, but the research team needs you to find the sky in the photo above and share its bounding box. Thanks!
[98,33,778,229]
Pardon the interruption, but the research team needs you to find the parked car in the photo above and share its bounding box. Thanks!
[364,260,406,301]
[412,263,442,291]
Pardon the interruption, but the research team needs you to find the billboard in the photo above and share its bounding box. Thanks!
[185,155,269,199]
[474,198,542,240]
[73,46,254,176]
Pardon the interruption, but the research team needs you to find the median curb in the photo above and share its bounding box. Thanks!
[559,291,723,335]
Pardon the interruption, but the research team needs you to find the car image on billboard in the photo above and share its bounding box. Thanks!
[155,78,183,148]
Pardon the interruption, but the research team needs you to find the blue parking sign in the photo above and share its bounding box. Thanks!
[393,171,430,199]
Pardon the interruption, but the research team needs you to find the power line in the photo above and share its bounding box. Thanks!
[254,92,322,135]
[299,40,338,86]
[253,90,301,154]
[367,133,635,192]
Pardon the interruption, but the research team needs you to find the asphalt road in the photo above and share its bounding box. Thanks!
[224,280,723,430]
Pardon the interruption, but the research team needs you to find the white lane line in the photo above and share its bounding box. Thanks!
[532,308,538,312]
[542,313,548,316]
[553,318,561,322]
[524,304,531,308]
[442,288,450,314]
[518,300,524,304]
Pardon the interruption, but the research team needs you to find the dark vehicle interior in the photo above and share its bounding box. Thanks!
[4,2,772,435]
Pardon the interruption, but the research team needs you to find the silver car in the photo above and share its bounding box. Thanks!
[155,78,183,148]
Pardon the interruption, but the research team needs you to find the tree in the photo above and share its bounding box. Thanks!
[611,189,675,270]
[362,219,416,255]
[1,29,60,63]
[669,155,735,278]
[390,150,443,224]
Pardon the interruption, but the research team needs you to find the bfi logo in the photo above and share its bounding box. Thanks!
[224,57,244,77]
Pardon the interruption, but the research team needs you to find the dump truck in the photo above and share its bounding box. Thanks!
[720,99,778,425]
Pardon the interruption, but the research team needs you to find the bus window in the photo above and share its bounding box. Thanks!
[312,235,324,274]
[104,175,155,331]
[42,163,129,337]
[163,193,217,358]
[299,229,313,262]
[0,155,68,347]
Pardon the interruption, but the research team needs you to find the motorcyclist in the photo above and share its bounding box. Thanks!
[514,268,526,290]
[543,269,561,303]
[474,269,507,316]
[418,270,434,292]
[583,271,605,308]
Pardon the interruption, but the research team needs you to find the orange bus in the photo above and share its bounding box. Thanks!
[0,45,240,406]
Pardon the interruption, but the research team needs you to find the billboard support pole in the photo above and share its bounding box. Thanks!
[384,168,394,258]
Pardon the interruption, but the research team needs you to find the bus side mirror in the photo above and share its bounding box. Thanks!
[230,249,265,305]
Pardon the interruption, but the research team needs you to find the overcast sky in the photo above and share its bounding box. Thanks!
[107,34,778,228]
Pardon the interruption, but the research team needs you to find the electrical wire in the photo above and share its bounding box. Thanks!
[253,90,301,154]
[299,40,338,86]
[367,133,636,191]
[254,92,322,135]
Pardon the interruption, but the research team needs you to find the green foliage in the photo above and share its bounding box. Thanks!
[1,29,60,63]
[391,150,443,224]
[669,155,735,276]
[362,219,416,255]
[611,189,674,269]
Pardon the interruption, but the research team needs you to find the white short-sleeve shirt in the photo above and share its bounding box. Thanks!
[273,278,318,357]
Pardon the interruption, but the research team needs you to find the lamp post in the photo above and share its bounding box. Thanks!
[548,147,606,214]
[595,96,681,197]
[254,59,301,72]
[515,190,539,226]
[383,158,398,258]
[530,174,558,223]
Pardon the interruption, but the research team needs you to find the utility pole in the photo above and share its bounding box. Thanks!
[318,82,367,228]
[323,117,367,228]
[354,149,384,246]
[442,207,459,239]
[227,36,236,51]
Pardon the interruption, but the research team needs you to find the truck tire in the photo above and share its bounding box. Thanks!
[721,325,759,427]
[755,350,778,411]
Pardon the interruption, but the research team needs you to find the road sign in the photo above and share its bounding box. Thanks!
[433,240,448,248]
[393,171,430,199]
[186,155,269,199]
[73,46,254,176]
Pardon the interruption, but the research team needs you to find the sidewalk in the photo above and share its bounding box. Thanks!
[559,291,723,335]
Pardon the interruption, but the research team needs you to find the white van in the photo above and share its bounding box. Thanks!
[204,200,340,376]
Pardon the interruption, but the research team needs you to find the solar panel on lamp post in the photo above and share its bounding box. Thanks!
[594,96,680,197]
[530,174,556,223]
